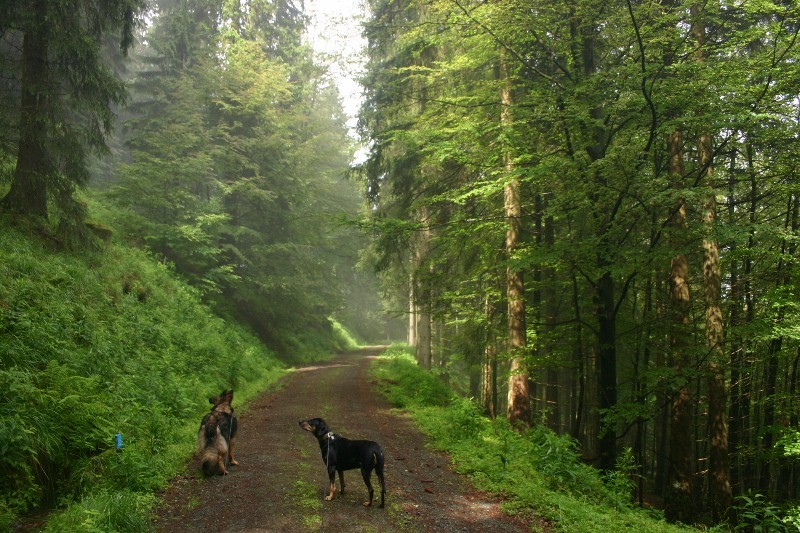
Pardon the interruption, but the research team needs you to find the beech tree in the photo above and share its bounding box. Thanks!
[499,46,531,429]
[691,0,732,519]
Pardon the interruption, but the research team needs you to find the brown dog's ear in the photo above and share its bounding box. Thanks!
[209,390,227,405]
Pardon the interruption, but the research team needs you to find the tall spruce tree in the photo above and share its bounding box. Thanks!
[0,0,145,238]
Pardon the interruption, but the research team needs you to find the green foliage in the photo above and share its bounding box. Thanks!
[359,0,800,522]
[370,344,453,408]
[0,222,284,527]
[603,448,639,510]
[329,318,360,352]
[0,503,13,532]
[783,506,800,532]
[524,424,608,501]
[43,490,153,533]
[732,493,789,533]
[778,430,800,458]
[0,363,112,511]
[370,351,694,532]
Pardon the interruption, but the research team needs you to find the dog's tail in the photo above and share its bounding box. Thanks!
[374,449,387,506]
[198,417,228,476]
[373,451,386,483]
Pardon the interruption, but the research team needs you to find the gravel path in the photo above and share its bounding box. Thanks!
[153,347,541,532]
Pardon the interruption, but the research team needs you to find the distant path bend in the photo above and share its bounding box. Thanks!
[154,347,534,532]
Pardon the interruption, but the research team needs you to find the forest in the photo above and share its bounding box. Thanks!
[358,0,800,527]
[1,0,799,530]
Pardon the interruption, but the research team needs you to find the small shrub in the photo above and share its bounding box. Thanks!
[0,502,16,532]
[527,424,606,500]
[603,447,638,510]
[448,396,487,434]
[779,430,800,458]
[0,363,113,511]
[783,506,800,531]
[732,493,789,533]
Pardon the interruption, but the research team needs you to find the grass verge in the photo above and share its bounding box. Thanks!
[369,345,714,533]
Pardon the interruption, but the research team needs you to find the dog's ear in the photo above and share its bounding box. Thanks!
[224,390,234,403]
[313,418,328,435]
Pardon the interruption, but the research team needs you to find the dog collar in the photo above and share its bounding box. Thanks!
[324,432,335,440]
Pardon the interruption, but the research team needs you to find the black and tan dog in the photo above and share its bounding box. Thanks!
[299,418,386,508]
[197,389,238,476]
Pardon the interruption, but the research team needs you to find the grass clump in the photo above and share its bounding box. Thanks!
[330,317,361,352]
[44,490,153,533]
[370,345,699,533]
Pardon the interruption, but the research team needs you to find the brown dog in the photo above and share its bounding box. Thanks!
[197,390,238,476]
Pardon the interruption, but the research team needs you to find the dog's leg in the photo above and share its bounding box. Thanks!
[376,465,386,508]
[337,470,346,494]
[216,427,229,475]
[374,451,386,508]
[229,437,239,466]
[325,469,336,501]
[361,467,375,507]
[218,450,229,475]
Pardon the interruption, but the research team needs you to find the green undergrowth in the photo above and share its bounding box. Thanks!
[0,221,286,531]
[370,345,710,533]
[329,318,361,352]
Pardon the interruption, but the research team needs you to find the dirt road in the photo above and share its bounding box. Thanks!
[153,347,533,532]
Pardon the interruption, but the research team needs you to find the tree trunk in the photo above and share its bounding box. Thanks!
[693,5,732,517]
[408,275,417,347]
[577,13,617,471]
[784,197,800,499]
[482,298,498,419]
[701,149,731,520]
[635,267,655,506]
[726,145,746,493]
[654,271,669,495]
[570,272,587,443]
[759,194,795,495]
[596,271,617,471]
[416,305,432,369]
[741,145,757,490]
[788,348,800,500]
[664,128,696,524]
[543,211,561,432]
[415,210,432,369]
[3,4,51,218]
[501,49,530,430]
